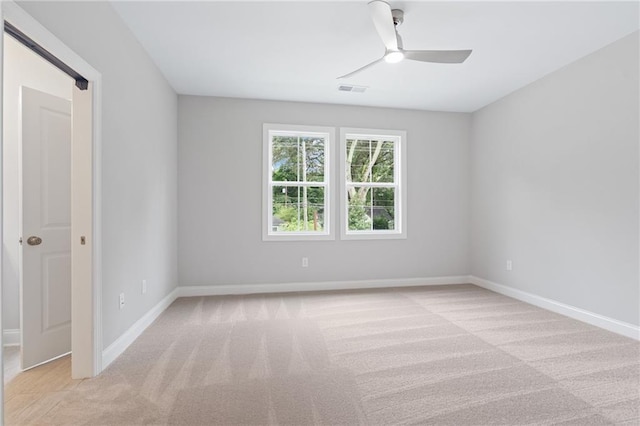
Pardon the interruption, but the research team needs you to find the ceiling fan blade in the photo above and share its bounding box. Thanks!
[368,0,398,51]
[337,57,385,79]
[404,49,472,64]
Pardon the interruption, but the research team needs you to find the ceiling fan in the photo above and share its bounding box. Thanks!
[338,0,472,79]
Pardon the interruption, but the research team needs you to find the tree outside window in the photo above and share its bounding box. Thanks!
[341,129,406,240]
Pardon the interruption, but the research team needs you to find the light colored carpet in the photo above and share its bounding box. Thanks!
[7,284,640,425]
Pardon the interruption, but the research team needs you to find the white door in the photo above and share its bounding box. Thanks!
[20,86,72,370]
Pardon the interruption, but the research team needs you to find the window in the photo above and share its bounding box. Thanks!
[340,128,407,239]
[263,124,335,241]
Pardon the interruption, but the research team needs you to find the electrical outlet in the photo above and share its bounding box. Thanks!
[302,257,309,268]
[506,260,513,271]
[142,279,147,294]
[119,292,125,310]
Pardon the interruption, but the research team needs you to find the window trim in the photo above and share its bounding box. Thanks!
[262,123,336,241]
[339,128,407,240]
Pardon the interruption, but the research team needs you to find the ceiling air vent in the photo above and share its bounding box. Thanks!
[338,84,367,93]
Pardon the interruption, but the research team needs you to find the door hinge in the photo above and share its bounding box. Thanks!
[19,237,22,245]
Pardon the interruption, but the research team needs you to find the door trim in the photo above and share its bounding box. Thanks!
[2,0,103,378]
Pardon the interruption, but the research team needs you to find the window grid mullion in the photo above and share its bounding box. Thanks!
[345,182,396,188]
[272,181,328,187]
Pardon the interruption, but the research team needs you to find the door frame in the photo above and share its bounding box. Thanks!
[0,0,103,383]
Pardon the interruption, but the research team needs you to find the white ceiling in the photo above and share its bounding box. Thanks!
[111,1,639,113]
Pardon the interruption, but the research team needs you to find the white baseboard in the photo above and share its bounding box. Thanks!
[3,329,20,347]
[178,275,469,298]
[101,287,179,370]
[469,276,640,341]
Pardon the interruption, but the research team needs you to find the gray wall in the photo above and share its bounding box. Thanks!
[19,1,179,347]
[178,96,471,286]
[470,32,639,326]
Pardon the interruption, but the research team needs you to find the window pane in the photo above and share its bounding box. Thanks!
[372,187,395,230]
[301,136,325,182]
[347,186,371,231]
[346,139,370,183]
[346,138,395,184]
[347,186,395,231]
[272,135,326,183]
[272,186,325,232]
[272,136,300,182]
[371,140,394,183]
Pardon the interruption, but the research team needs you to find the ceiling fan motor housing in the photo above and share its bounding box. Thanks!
[391,9,404,26]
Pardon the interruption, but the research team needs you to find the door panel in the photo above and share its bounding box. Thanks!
[42,253,72,330]
[20,86,72,370]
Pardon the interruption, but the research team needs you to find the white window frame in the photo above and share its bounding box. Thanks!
[339,128,407,240]
[263,123,335,241]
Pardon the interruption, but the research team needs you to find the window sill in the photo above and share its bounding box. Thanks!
[262,233,335,242]
[340,231,407,241]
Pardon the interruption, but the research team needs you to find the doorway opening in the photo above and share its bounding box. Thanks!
[3,33,74,377]
[1,1,102,395]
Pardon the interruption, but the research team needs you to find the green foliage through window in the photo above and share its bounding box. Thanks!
[272,186,325,232]
[269,130,328,234]
[346,138,396,232]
